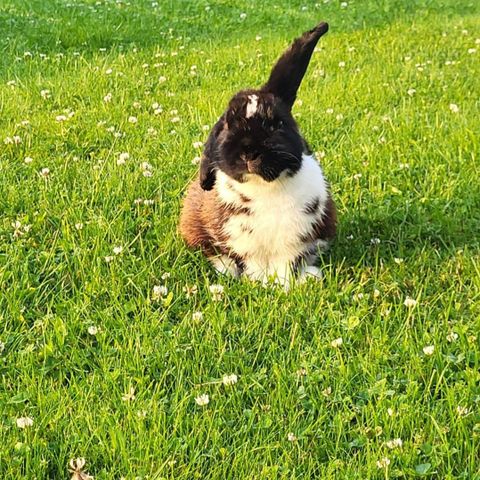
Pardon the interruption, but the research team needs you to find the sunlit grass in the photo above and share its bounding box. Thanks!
[1,0,479,478]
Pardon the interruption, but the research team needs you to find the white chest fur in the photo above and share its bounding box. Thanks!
[215,154,329,280]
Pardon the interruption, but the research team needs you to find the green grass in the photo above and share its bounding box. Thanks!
[1,0,480,478]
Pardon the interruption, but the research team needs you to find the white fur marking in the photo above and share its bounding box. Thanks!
[245,94,258,118]
[208,255,239,277]
[215,153,330,283]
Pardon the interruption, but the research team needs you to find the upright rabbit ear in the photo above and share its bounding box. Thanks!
[262,22,328,109]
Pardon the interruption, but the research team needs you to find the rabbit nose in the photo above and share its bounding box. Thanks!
[246,156,261,173]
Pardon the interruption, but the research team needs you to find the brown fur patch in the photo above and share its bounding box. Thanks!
[300,195,337,243]
[303,197,319,215]
[179,179,250,260]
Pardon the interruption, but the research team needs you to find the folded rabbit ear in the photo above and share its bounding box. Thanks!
[262,22,328,109]
[199,154,216,191]
[199,117,226,190]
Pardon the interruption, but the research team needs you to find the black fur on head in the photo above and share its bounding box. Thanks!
[199,22,328,190]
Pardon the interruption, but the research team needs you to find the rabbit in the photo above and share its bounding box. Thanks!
[179,21,336,287]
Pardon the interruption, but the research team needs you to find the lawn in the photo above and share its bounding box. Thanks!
[1,0,479,478]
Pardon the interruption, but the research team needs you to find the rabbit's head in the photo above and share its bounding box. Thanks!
[200,22,329,190]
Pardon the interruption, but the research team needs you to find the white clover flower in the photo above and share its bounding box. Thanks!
[240,12,247,19]
[184,284,198,298]
[68,458,93,480]
[113,246,123,255]
[40,167,50,177]
[105,68,113,75]
[143,199,155,206]
[387,408,394,416]
[152,285,168,300]
[373,289,380,298]
[394,257,404,264]
[55,114,67,122]
[171,116,180,123]
[121,387,136,402]
[128,116,138,124]
[104,92,113,102]
[104,255,114,263]
[296,367,307,377]
[142,170,153,178]
[404,297,417,308]
[287,432,297,442]
[255,35,262,41]
[195,393,209,406]
[423,345,435,356]
[322,386,332,397]
[386,438,403,449]
[222,374,238,386]
[407,88,416,96]
[193,141,203,149]
[325,108,334,114]
[209,284,224,301]
[446,332,458,342]
[376,457,391,469]
[331,337,343,348]
[15,222,30,238]
[449,103,460,113]
[468,48,476,54]
[456,405,469,416]
[117,152,129,165]
[0,340,5,353]
[338,61,346,68]
[192,156,201,165]
[16,417,34,429]
[370,237,381,245]
[141,162,153,171]
[40,89,50,99]
[159,75,167,83]
[340,1,348,7]
[87,325,98,335]
[192,311,203,322]
[7,80,16,86]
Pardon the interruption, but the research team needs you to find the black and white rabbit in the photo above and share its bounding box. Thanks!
[180,22,336,287]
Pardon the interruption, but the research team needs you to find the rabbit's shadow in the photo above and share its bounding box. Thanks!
[325,195,479,269]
